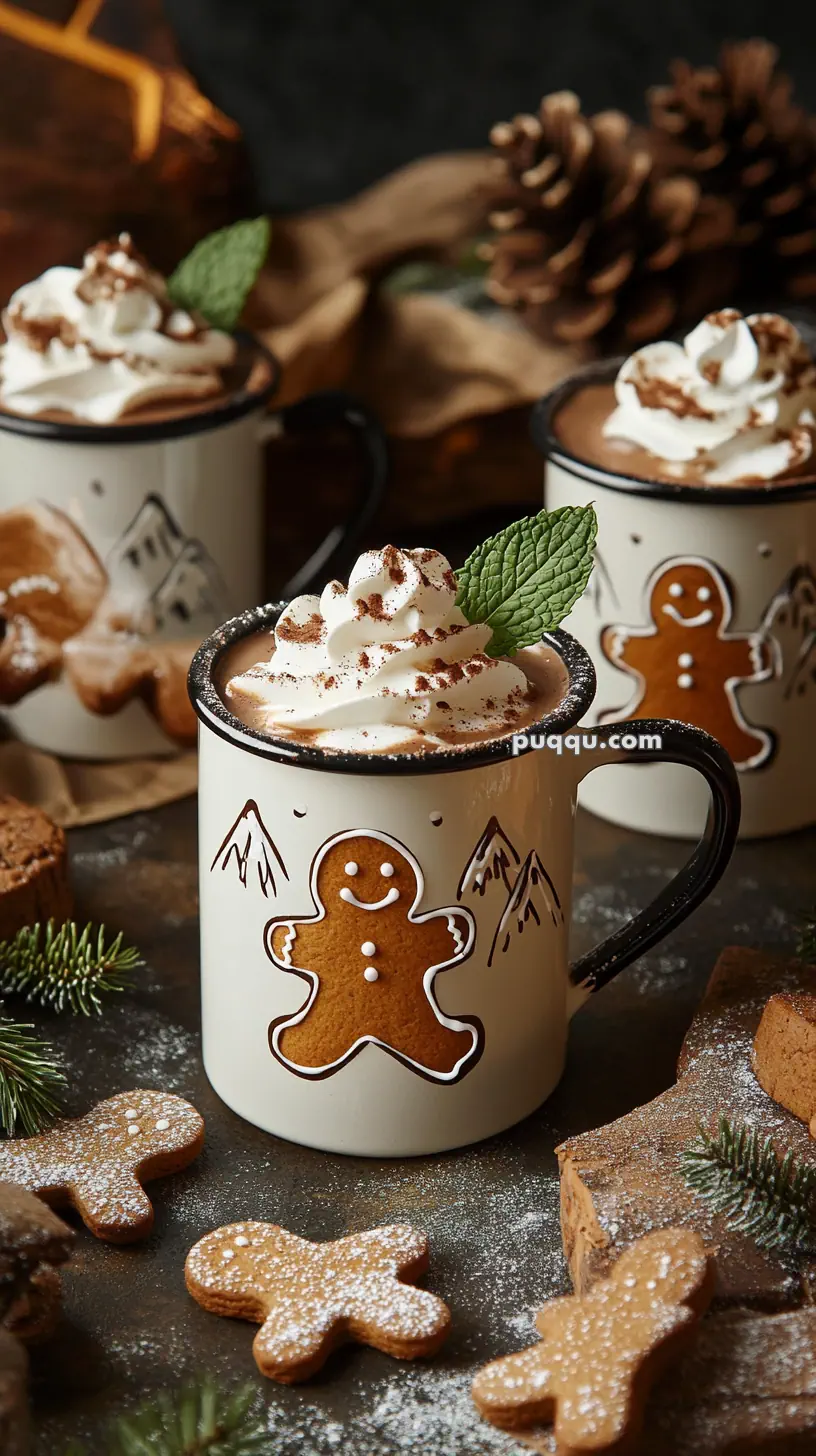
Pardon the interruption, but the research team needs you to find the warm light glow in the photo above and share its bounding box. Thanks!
[0,0,239,161]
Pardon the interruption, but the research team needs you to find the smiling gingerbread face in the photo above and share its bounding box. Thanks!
[317,837,417,915]
[648,561,728,633]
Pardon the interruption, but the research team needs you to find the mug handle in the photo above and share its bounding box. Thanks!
[568,719,740,1008]
[259,390,389,599]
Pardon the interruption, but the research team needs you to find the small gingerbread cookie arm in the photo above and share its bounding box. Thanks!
[266,917,326,969]
[601,624,655,679]
[330,1226,451,1359]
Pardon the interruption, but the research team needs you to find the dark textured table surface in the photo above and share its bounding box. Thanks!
[31,794,814,1454]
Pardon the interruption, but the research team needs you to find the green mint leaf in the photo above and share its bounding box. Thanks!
[167,216,271,332]
[455,504,598,656]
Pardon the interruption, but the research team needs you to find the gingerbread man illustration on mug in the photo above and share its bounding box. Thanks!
[601,556,776,769]
[265,830,482,1083]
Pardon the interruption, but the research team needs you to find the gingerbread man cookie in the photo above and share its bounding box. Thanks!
[472,1228,714,1450]
[265,830,481,1082]
[0,1090,204,1242]
[185,1221,450,1383]
[601,556,774,769]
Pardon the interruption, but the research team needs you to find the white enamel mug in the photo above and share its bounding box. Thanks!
[0,353,387,761]
[535,363,816,839]
[189,605,739,1157]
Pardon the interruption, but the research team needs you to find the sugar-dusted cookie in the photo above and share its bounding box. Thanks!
[266,829,480,1083]
[0,1091,204,1243]
[472,1228,714,1450]
[753,992,816,1130]
[185,1221,451,1382]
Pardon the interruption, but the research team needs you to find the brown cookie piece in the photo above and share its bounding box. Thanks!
[0,1182,73,1348]
[753,992,816,1129]
[0,798,72,943]
[64,629,198,744]
[266,830,480,1082]
[185,1221,451,1383]
[472,1228,714,1450]
[0,501,107,706]
[0,615,62,705]
[0,1091,204,1243]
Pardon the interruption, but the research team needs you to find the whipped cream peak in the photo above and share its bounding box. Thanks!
[225,546,537,753]
[0,233,236,424]
[603,309,816,484]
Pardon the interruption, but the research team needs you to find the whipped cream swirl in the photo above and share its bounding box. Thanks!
[0,234,236,424]
[603,309,816,484]
[224,546,535,753]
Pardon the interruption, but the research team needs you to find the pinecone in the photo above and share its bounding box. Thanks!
[484,91,730,348]
[649,40,816,301]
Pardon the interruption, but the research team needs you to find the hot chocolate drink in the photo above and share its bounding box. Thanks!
[0,234,251,426]
[554,310,816,487]
[219,545,570,754]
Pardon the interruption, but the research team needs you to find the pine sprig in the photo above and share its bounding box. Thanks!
[68,1380,268,1456]
[0,1015,65,1136]
[0,921,142,1016]
[797,906,816,964]
[680,1114,816,1252]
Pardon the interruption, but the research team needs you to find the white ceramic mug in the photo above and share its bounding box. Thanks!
[0,353,387,760]
[535,363,816,839]
[189,604,739,1157]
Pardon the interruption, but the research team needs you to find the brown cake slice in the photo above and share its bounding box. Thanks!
[0,798,72,942]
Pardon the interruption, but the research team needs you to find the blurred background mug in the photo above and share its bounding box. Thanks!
[0,345,387,761]
[535,362,816,840]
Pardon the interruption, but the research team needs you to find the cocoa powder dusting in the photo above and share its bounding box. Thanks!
[276,612,325,645]
[634,367,714,420]
[356,593,388,621]
[381,546,406,585]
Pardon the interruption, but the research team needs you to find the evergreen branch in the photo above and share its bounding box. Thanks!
[105,1380,268,1455]
[797,905,816,964]
[0,921,142,1016]
[680,1114,816,1252]
[0,1015,65,1136]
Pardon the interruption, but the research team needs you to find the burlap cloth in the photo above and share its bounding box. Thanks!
[3,152,577,825]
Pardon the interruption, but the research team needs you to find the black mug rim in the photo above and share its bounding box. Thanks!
[188,601,597,776]
[531,358,816,505]
[0,330,280,445]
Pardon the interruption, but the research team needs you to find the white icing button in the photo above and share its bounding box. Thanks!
[364,967,379,982]
[222,1249,235,1260]
[668,582,683,598]
[697,586,711,601]
[344,862,358,876]
[677,673,694,689]
[677,653,693,668]
[124,1109,138,1120]
[234,1235,249,1247]
[361,941,377,956]
[380,862,395,877]
[127,1124,141,1136]
[155,1118,170,1131]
